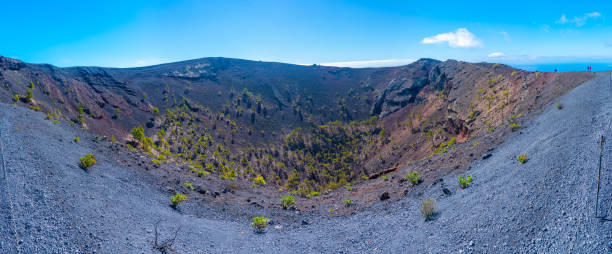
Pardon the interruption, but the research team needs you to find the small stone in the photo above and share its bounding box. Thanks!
[442,188,452,196]
[482,153,492,160]
[301,220,309,225]
[380,191,390,201]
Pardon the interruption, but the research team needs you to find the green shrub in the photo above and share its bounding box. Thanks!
[170,193,187,208]
[420,198,436,220]
[345,184,353,191]
[510,123,521,131]
[344,199,353,207]
[381,174,388,181]
[517,154,528,164]
[79,153,97,169]
[74,136,80,142]
[197,170,209,177]
[24,88,33,102]
[405,171,421,186]
[252,175,266,188]
[184,182,194,191]
[281,195,296,209]
[29,105,40,111]
[252,216,269,233]
[458,176,472,189]
[306,191,320,198]
[131,125,145,142]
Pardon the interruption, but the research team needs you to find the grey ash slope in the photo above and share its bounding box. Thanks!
[0,73,610,253]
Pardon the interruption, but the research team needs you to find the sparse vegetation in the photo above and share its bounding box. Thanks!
[281,195,296,209]
[79,153,97,169]
[458,175,472,189]
[252,216,269,233]
[555,103,563,110]
[74,136,80,142]
[252,175,266,188]
[170,193,187,208]
[420,198,436,220]
[184,182,194,191]
[344,198,353,207]
[405,171,421,186]
[517,154,528,164]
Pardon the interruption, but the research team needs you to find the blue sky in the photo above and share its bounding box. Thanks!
[2,0,612,68]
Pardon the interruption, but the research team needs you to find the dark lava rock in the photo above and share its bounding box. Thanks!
[482,153,492,160]
[442,188,452,196]
[432,178,444,185]
[380,191,390,201]
[196,186,207,195]
[302,220,309,225]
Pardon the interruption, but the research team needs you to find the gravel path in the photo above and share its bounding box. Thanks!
[0,73,610,253]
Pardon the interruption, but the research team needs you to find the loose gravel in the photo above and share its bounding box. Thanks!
[0,73,610,253]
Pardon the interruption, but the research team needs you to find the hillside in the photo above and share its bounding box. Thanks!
[0,72,609,253]
[0,56,594,196]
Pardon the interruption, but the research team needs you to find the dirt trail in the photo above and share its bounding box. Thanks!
[0,73,610,253]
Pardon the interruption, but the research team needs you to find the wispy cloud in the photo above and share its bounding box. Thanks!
[487,52,505,58]
[319,59,415,68]
[556,12,602,26]
[421,28,482,48]
[501,31,511,43]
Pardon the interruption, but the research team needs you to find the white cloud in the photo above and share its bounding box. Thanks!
[587,12,602,18]
[556,14,569,24]
[421,28,482,48]
[487,52,505,58]
[319,59,415,68]
[501,31,511,43]
[556,12,602,26]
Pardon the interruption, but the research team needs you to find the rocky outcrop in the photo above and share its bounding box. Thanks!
[371,59,446,117]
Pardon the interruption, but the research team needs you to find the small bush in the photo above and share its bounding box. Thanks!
[29,105,40,111]
[458,176,472,189]
[517,154,528,164]
[79,153,97,169]
[197,170,209,177]
[170,193,187,208]
[131,125,145,142]
[381,174,388,181]
[405,171,421,186]
[252,216,269,233]
[74,136,80,142]
[306,191,320,198]
[281,195,296,209]
[345,184,352,191]
[555,103,563,110]
[510,123,521,131]
[420,198,436,220]
[344,199,353,207]
[252,175,266,188]
[184,182,194,191]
